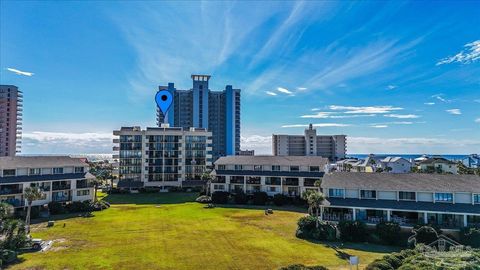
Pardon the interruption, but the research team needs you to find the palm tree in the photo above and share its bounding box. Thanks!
[303,190,325,228]
[201,170,213,196]
[0,202,14,230]
[23,187,44,233]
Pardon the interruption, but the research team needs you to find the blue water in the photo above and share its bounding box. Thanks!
[348,154,472,162]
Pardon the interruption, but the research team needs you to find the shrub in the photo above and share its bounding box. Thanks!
[365,260,394,270]
[273,194,289,206]
[383,254,402,269]
[0,249,17,267]
[338,220,368,242]
[48,201,66,215]
[91,200,110,211]
[412,226,438,245]
[252,192,268,205]
[195,195,211,204]
[211,191,229,204]
[65,201,92,213]
[279,264,328,270]
[376,222,401,245]
[460,227,480,248]
[296,216,336,241]
[234,191,248,204]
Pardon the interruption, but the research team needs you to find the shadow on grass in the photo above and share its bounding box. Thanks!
[4,257,26,268]
[103,192,198,205]
[212,203,308,214]
[30,212,97,225]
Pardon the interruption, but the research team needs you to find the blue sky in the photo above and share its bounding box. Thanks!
[1,1,479,155]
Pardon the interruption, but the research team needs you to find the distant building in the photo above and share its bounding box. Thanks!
[272,124,346,161]
[462,154,480,169]
[113,126,212,190]
[418,157,458,174]
[380,157,412,173]
[156,75,240,161]
[336,155,412,173]
[321,172,480,230]
[0,85,22,156]
[0,156,95,209]
[238,149,255,156]
[210,155,328,197]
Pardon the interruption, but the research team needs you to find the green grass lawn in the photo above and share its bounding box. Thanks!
[11,193,398,270]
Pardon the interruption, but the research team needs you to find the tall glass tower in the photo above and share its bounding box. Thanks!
[156,75,240,161]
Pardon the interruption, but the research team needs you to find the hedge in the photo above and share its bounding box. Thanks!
[338,220,368,242]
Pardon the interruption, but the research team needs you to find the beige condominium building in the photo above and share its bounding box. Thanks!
[0,85,22,157]
[113,125,212,190]
[273,124,346,161]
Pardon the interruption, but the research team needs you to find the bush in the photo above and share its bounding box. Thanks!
[211,191,229,204]
[0,249,17,267]
[48,201,66,215]
[279,264,329,270]
[273,194,289,206]
[195,195,211,204]
[91,200,110,211]
[296,216,336,241]
[365,260,394,270]
[252,192,268,205]
[412,226,438,245]
[65,201,92,213]
[460,227,480,248]
[338,220,368,242]
[376,222,401,245]
[234,191,248,204]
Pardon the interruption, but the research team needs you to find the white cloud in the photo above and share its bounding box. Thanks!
[475,118,480,123]
[348,137,480,154]
[241,135,272,155]
[386,85,397,90]
[424,102,435,105]
[22,131,114,154]
[265,91,277,96]
[437,40,480,65]
[282,123,351,128]
[446,109,462,115]
[329,105,403,114]
[371,125,388,128]
[431,94,450,103]
[474,99,480,104]
[6,67,34,76]
[277,87,294,95]
[384,114,420,119]
[297,87,308,91]
[301,112,376,119]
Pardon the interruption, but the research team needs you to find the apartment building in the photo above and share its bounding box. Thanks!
[156,75,240,160]
[272,124,346,161]
[113,126,212,190]
[210,156,329,196]
[0,156,95,209]
[0,85,22,157]
[321,172,480,230]
[417,157,458,174]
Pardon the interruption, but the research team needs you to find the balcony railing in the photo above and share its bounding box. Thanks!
[76,183,94,189]
[1,199,24,207]
[52,185,71,191]
[52,195,72,202]
[0,189,23,195]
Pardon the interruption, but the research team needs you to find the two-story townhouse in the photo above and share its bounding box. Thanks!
[380,157,412,173]
[210,156,328,196]
[0,156,95,210]
[418,157,458,174]
[321,172,480,230]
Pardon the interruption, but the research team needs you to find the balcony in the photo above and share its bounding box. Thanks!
[0,188,23,195]
[1,198,24,207]
[52,184,71,191]
[283,178,299,186]
[113,138,119,143]
[52,195,72,202]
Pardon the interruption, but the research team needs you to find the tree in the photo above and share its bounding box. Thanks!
[0,219,29,251]
[302,190,325,228]
[23,187,44,233]
[0,202,14,229]
[201,170,213,196]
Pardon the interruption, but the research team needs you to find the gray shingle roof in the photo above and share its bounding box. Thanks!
[214,155,329,166]
[0,156,87,169]
[322,172,480,193]
[0,172,95,184]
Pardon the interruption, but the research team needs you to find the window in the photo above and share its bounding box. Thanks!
[474,194,480,204]
[435,193,453,202]
[309,166,320,172]
[234,165,243,170]
[329,188,344,198]
[2,169,15,177]
[218,165,226,170]
[269,187,277,192]
[399,191,416,201]
[29,168,41,175]
[77,190,90,196]
[53,167,64,174]
[214,184,225,190]
[271,165,281,171]
[254,165,262,171]
[361,190,377,199]
[290,166,299,172]
[74,167,85,173]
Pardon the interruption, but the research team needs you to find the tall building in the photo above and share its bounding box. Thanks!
[0,85,22,157]
[0,156,95,209]
[156,75,240,160]
[113,126,212,190]
[272,124,346,161]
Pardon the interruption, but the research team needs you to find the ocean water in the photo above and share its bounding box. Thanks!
[348,154,473,162]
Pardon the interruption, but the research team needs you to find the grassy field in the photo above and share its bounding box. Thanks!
[10,193,398,270]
